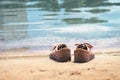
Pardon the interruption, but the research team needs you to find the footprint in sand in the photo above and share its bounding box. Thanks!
[102,69,108,72]
[30,69,46,73]
[59,72,64,75]
[30,70,35,73]
[70,71,81,76]
[87,68,91,70]
[38,69,46,72]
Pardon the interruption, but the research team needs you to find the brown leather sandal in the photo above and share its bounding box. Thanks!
[49,44,71,62]
[74,43,95,63]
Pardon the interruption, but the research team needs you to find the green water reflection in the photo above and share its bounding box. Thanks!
[63,17,108,24]
[0,0,120,40]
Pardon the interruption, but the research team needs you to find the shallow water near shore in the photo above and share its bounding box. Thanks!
[0,0,120,52]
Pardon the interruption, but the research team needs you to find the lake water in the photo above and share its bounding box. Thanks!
[0,0,120,51]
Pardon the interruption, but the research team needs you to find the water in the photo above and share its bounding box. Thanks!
[0,0,120,51]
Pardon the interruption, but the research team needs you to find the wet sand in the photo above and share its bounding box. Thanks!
[0,48,120,80]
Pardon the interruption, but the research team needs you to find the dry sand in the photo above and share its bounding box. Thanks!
[0,48,120,80]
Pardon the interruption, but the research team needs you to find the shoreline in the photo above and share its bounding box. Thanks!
[0,47,120,59]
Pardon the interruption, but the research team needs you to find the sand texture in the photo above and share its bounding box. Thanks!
[0,49,120,80]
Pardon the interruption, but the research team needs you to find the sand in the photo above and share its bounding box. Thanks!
[0,48,120,80]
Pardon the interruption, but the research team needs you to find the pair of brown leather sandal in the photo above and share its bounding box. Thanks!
[49,43,95,63]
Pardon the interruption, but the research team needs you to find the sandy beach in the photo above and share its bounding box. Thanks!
[1,0,120,80]
[0,48,120,80]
